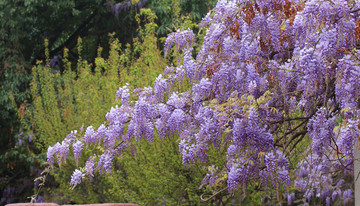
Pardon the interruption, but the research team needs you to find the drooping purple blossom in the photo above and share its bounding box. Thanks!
[287,193,295,206]
[307,108,335,156]
[164,29,196,55]
[64,130,77,144]
[343,189,353,205]
[193,78,212,102]
[227,155,255,192]
[263,150,290,189]
[154,74,168,102]
[56,141,69,167]
[336,54,360,111]
[232,107,273,152]
[115,84,130,106]
[85,155,96,178]
[73,140,83,164]
[70,169,84,188]
[96,124,107,143]
[97,150,114,175]
[47,144,58,165]
[84,126,96,145]
[155,103,171,139]
[104,125,118,150]
[167,93,186,109]
[179,139,196,166]
[183,48,198,81]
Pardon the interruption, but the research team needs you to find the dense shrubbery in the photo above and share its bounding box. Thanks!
[27,9,165,149]
[24,9,173,203]
[11,8,219,205]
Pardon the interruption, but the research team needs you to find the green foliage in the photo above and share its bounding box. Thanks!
[28,11,166,149]
[0,144,44,203]
[179,0,216,22]
[107,135,206,205]
[0,47,35,204]
[120,9,167,88]
[0,56,31,149]
[0,0,141,63]
[149,0,215,35]
[29,46,115,147]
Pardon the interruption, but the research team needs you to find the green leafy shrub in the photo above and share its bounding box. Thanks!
[31,9,230,205]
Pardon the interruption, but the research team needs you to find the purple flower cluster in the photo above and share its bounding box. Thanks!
[294,153,353,205]
[46,145,56,165]
[179,139,196,165]
[84,126,97,144]
[85,155,96,177]
[72,140,83,164]
[115,84,130,106]
[233,108,273,152]
[164,29,195,55]
[96,124,107,143]
[262,150,290,189]
[128,99,155,141]
[167,109,186,133]
[182,48,198,82]
[154,74,168,102]
[97,150,114,175]
[70,169,84,188]
[48,141,69,168]
[47,133,75,167]
[336,54,360,111]
[307,108,335,156]
[336,119,360,160]
[193,78,212,102]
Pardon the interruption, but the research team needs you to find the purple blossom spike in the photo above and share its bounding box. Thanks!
[84,126,96,144]
[70,169,84,188]
[164,29,196,55]
[47,144,58,165]
[167,109,186,133]
[85,155,96,178]
[167,93,186,109]
[73,140,83,164]
[104,125,118,149]
[64,130,77,144]
[56,141,69,167]
[97,151,114,175]
[96,124,107,143]
[116,84,130,105]
[193,78,212,102]
[154,74,168,102]
[307,108,335,156]
[263,150,290,189]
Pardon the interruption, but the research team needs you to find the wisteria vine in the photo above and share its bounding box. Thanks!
[44,0,360,205]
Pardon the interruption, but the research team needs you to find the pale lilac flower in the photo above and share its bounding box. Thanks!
[70,169,84,188]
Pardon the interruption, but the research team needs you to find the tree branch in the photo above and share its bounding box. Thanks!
[49,9,99,58]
